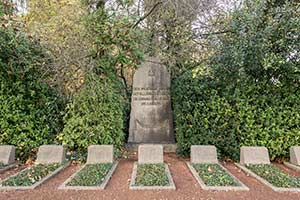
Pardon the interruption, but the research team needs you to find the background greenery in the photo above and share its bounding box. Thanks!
[172,0,300,160]
[58,74,126,153]
[0,3,64,160]
[0,0,299,161]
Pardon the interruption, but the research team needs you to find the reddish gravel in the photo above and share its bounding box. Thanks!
[1,153,300,200]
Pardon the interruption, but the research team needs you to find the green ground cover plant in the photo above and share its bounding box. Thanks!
[67,163,113,186]
[135,164,169,186]
[246,164,300,188]
[192,163,238,186]
[1,163,60,187]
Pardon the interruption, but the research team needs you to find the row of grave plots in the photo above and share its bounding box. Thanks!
[0,145,300,191]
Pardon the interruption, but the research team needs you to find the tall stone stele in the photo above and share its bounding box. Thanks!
[128,57,175,143]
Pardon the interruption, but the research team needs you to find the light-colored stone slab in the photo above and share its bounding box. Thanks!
[0,145,15,165]
[240,146,270,165]
[87,145,113,164]
[36,145,66,164]
[186,162,249,191]
[138,145,163,164]
[191,145,218,164]
[235,163,300,192]
[59,162,118,190]
[128,57,175,143]
[0,162,70,190]
[129,162,176,190]
[290,146,300,166]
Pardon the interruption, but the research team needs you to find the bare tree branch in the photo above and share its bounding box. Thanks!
[132,1,162,29]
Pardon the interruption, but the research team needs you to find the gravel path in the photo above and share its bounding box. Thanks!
[1,153,300,200]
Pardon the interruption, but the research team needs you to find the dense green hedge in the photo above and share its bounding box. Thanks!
[172,71,300,160]
[172,0,300,161]
[0,24,64,160]
[58,74,126,153]
[233,84,300,160]
[172,72,239,159]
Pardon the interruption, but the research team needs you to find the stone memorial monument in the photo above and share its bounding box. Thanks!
[128,57,175,143]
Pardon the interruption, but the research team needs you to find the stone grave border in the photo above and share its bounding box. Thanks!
[187,162,249,191]
[129,162,176,190]
[283,162,300,172]
[235,163,300,192]
[59,161,118,190]
[0,163,18,173]
[0,162,70,190]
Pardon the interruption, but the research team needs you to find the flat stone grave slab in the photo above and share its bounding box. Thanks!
[87,145,114,164]
[236,146,300,192]
[0,145,17,173]
[187,162,249,191]
[0,145,69,190]
[59,162,118,190]
[138,144,163,164]
[129,162,176,190]
[0,162,69,190]
[283,146,300,172]
[130,144,175,190]
[36,145,66,164]
[235,162,300,192]
[187,145,248,191]
[240,146,270,165]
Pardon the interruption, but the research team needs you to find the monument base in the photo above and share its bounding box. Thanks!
[126,143,177,153]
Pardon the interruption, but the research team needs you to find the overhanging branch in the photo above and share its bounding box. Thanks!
[132,1,163,29]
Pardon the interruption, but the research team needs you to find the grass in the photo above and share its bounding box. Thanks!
[135,164,169,186]
[67,163,113,186]
[1,163,60,187]
[246,164,300,188]
[192,163,238,186]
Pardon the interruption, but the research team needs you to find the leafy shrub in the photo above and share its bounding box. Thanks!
[172,71,239,159]
[232,84,300,160]
[0,0,13,16]
[172,71,300,160]
[211,0,300,86]
[59,74,126,153]
[172,0,300,161]
[0,24,64,160]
